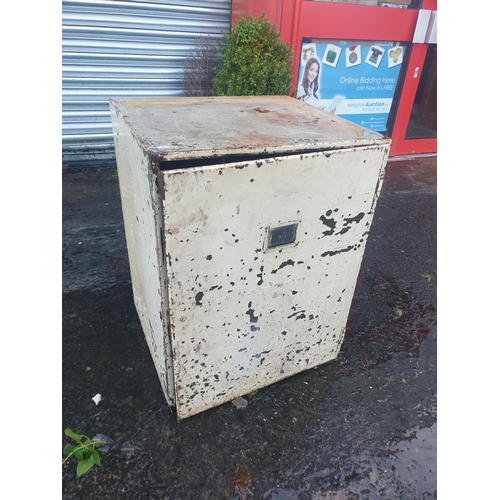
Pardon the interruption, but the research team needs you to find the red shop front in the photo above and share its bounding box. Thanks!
[231,0,437,157]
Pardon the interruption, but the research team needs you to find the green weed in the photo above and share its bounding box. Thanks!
[62,428,104,477]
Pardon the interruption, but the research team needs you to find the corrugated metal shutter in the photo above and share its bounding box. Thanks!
[62,0,231,166]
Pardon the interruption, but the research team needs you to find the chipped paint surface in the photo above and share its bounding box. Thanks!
[110,104,174,406]
[109,96,389,163]
[110,96,390,420]
[163,145,388,419]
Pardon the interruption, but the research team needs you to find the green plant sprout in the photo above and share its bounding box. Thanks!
[420,273,432,282]
[255,389,270,401]
[62,428,104,477]
[393,306,403,318]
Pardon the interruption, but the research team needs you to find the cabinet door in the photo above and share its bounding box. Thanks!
[162,144,389,419]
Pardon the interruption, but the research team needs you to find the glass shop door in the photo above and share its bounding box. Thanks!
[389,0,437,156]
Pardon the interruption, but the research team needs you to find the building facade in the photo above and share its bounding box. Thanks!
[232,0,436,157]
[62,0,231,166]
[62,0,436,165]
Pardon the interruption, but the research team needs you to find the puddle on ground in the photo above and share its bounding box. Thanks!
[263,423,437,500]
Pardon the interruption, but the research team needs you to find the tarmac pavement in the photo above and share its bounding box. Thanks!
[62,154,437,499]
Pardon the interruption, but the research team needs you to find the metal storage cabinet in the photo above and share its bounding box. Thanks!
[110,96,391,420]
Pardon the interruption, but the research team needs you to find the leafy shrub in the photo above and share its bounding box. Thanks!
[213,13,294,96]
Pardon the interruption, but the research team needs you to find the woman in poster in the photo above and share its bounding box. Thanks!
[296,57,322,108]
[297,57,340,114]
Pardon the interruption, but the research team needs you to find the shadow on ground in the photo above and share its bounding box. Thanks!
[62,156,437,500]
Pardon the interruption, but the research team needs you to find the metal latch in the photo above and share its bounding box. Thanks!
[265,222,299,251]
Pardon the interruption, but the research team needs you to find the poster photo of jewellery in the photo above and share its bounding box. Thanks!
[296,40,406,132]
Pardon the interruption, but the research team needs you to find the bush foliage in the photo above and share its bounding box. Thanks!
[213,14,294,96]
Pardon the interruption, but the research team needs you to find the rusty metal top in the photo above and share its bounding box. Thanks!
[109,96,390,162]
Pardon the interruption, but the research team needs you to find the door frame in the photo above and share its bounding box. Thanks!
[389,43,436,156]
[388,0,437,155]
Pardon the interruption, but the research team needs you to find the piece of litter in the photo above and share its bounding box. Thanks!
[92,434,115,453]
[92,394,102,405]
[120,444,136,453]
[232,397,248,410]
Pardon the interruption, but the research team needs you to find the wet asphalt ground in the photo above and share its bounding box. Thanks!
[62,155,437,499]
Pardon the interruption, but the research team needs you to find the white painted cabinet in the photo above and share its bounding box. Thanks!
[110,96,391,419]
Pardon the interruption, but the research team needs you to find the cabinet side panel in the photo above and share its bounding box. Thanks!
[110,105,173,406]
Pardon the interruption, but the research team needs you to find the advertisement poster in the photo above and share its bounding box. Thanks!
[296,41,406,132]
